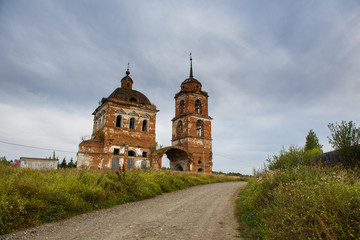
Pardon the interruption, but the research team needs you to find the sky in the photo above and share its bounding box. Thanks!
[1,0,360,175]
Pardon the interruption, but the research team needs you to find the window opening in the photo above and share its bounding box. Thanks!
[128,151,136,157]
[126,82,130,88]
[114,148,119,155]
[198,168,203,172]
[195,99,202,114]
[196,120,204,137]
[129,117,135,129]
[142,120,148,131]
[116,115,122,127]
[129,97,137,102]
[142,152,147,157]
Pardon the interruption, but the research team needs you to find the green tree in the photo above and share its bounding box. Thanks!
[60,158,67,168]
[328,120,360,167]
[0,156,9,166]
[304,129,323,152]
[67,157,76,168]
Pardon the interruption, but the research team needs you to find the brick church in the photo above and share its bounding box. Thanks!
[77,56,213,173]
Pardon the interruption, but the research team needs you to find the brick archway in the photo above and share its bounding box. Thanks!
[152,146,193,171]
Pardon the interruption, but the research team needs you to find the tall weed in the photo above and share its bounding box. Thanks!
[0,166,239,234]
[236,166,360,239]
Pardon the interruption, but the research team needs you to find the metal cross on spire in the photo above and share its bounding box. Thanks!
[189,53,193,78]
[126,62,130,75]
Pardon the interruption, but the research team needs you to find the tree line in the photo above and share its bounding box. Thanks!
[59,157,77,168]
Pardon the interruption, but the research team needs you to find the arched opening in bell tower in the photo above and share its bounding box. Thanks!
[196,120,204,137]
[156,146,192,172]
[195,99,202,114]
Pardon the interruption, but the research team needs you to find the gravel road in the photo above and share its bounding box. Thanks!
[2,181,246,240]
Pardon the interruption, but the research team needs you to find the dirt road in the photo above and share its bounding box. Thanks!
[2,182,246,240]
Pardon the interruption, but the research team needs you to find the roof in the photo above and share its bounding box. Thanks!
[20,157,58,162]
[181,77,202,85]
[108,87,152,105]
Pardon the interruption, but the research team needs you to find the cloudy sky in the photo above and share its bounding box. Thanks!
[1,0,360,174]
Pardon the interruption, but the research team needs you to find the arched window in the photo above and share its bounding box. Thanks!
[115,115,122,127]
[196,120,204,137]
[128,150,136,157]
[195,99,202,114]
[177,120,183,137]
[129,117,135,129]
[179,100,185,114]
[142,120,148,131]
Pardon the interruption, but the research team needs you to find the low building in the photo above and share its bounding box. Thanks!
[20,157,58,170]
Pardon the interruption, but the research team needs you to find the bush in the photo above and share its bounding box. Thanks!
[266,145,321,171]
[236,166,360,239]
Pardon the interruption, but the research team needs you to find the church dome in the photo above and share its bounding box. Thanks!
[108,87,151,105]
[182,77,201,85]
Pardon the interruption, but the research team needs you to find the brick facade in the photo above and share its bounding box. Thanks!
[77,69,158,170]
[77,57,212,173]
[171,56,213,173]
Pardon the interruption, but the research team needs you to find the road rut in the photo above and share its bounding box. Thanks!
[3,182,246,240]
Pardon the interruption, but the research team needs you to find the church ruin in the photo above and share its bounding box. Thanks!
[77,56,213,173]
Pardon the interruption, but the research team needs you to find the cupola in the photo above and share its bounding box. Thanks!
[121,64,133,89]
[180,54,202,91]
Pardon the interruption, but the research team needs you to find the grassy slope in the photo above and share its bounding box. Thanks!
[0,165,242,235]
[236,166,360,239]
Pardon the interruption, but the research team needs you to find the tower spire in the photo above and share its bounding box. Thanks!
[189,53,193,78]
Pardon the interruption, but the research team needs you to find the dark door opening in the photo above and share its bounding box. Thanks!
[174,164,183,171]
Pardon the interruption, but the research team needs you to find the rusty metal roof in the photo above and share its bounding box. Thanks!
[108,87,151,105]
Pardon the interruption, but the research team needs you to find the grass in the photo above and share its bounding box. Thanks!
[236,165,360,239]
[0,165,241,235]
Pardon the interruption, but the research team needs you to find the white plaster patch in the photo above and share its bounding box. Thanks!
[77,154,92,169]
[135,160,141,168]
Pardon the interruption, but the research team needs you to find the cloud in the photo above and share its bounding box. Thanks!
[1,0,360,174]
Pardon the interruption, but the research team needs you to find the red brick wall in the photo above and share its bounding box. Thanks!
[78,97,157,170]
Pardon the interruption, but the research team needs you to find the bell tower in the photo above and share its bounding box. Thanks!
[171,54,213,173]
